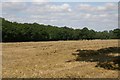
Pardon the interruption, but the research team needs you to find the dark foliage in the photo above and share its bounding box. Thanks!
[1,18,120,42]
[74,47,120,70]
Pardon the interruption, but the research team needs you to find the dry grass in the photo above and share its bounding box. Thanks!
[2,40,119,78]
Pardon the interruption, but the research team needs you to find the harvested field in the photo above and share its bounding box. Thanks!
[2,40,120,78]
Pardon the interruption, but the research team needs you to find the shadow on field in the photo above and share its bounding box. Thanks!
[72,47,120,70]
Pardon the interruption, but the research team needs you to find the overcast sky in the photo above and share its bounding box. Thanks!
[1,0,119,31]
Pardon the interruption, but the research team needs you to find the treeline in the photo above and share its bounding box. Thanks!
[1,18,120,42]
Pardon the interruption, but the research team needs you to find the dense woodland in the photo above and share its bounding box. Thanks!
[1,18,120,42]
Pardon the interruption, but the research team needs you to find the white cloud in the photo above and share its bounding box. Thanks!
[2,2,118,31]
[3,0,26,2]
[78,3,117,12]
[78,4,93,11]
[2,0,50,2]
[24,3,72,15]
[97,6,106,11]
[0,3,2,17]
[47,3,72,12]
[3,2,27,10]
[32,0,49,2]
[105,3,117,10]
